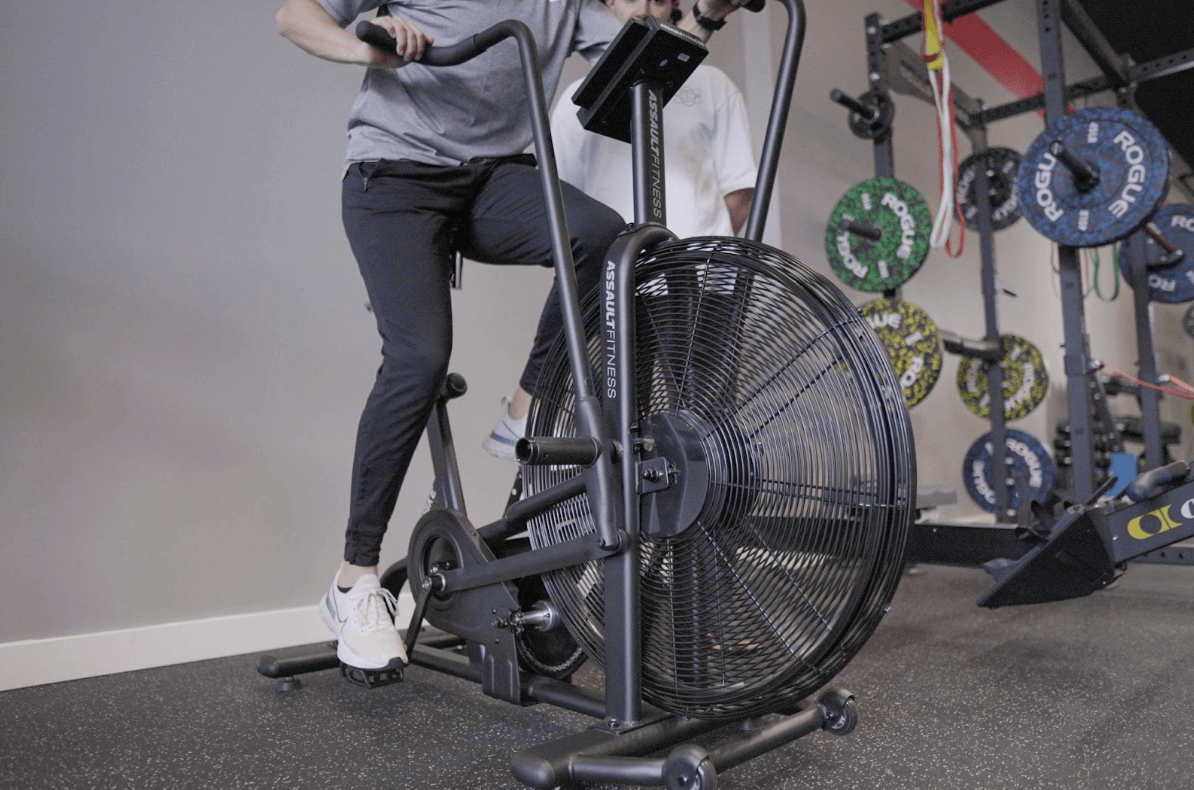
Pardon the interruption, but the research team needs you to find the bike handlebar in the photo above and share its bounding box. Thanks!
[355,1,769,64]
[356,20,515,66]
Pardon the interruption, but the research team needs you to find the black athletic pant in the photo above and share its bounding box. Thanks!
[339,156,624,567]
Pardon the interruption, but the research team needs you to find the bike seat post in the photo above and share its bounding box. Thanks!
[426,375,468,514]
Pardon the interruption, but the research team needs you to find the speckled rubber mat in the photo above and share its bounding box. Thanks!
[4,562,1193,790]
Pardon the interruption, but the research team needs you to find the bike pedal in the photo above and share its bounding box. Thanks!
[339,662,405,689]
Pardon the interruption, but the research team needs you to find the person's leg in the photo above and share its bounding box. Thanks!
[340,160,466,568]
[462,159,624,455]
[327,159,473,670]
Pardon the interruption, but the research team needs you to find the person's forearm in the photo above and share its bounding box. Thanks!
[276,0,376,65]
[726,188,754,236]
[678,0,738,42]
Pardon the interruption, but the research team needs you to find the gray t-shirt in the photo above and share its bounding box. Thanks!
[317,0,620,167]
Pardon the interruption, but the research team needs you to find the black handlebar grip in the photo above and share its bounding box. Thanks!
[355,20,489,67]
[1125,460,1191,503]
[741,0,767,11]
[440,372,468,400]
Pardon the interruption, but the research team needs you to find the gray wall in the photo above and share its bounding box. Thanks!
[1,0,1190,649]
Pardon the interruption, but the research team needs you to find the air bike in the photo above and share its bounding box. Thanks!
[258,2,916,787]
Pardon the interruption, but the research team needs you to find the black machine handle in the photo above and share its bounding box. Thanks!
[357,1,769,61]
[354,15,624,552]
[1125,461,1191,503]
[356,20,514,65]
[742,0,805,243]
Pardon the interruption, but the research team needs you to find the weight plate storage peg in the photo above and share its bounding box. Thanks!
[1119,204,1194,303]
[859,297,943,407]
[957,147,1022,231]
[963,428,1057,513]
[825,177,932,291]
[956,334,1049,421]
[1016,106,1169,248]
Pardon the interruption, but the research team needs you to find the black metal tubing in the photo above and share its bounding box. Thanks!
[865,13,895,177]
[970,147,1013,520]
[569,756,667,785]
[604,225,677,730]
[979,46,1194,125]
[1058,0,1128,85]
[510,688,852,789]
[407,642,483,682]
[1132,45,1194,82]
[631,81,667,228]
[427,397,467,514]
[524,677,609,719]
[879,0,1007,43]
[516,436,602,466]
[257,631,466,681]
[1037,0,1096,503]
[708,697,825,771]
[743,0,805,242]
[438,532,610,594]
[256,644,340,679]
[905,522,1033,566]
[1125,232,1165,469]
[478,474,587,540]
[511,715,727,790]
[978,74,1110,124]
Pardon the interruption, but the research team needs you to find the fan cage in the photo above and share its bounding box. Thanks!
[525,237,914,719]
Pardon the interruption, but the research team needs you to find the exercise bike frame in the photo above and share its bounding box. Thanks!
[261,4,860,787]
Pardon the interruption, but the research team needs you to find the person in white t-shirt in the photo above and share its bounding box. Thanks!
[484,0,758,460]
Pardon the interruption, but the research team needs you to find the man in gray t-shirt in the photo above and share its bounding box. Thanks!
[275,0,744,678]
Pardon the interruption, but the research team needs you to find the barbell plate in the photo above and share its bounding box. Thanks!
[956,334,1049,421]
[1119,204,1194,303]
[957,147,1022,231]
[1016,106,1169,248]
[963,429,1057,513]
[825,177,932,291]
[859,297,942,407]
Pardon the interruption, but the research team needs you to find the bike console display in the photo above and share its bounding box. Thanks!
[572,16,708,144]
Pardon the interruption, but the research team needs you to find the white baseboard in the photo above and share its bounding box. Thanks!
[0,592,417,692]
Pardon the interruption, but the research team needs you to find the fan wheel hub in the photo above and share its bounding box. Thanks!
[640,411,712,539]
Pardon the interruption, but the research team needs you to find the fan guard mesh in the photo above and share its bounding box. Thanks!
[525,238,914,719]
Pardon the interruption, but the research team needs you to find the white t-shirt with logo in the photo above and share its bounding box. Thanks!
[550,64,757,238]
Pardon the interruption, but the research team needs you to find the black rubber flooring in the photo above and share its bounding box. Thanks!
[4,561,1194,790]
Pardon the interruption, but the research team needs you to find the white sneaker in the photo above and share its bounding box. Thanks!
[482,398,526,461]
[321,573,408,671]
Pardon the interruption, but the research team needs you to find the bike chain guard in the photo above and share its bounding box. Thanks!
[407,508,524,702]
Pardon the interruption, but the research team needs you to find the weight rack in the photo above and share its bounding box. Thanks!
[835,0,1194,570]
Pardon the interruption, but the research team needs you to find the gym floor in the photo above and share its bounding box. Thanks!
[5,561,1193,790]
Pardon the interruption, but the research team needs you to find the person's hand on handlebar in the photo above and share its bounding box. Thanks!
[679,0,763,42]
[364,15,434,66]
[275,0,432,68]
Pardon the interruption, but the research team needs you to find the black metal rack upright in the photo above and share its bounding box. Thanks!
[846,1,1021,520]
[847,0,1194,564]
